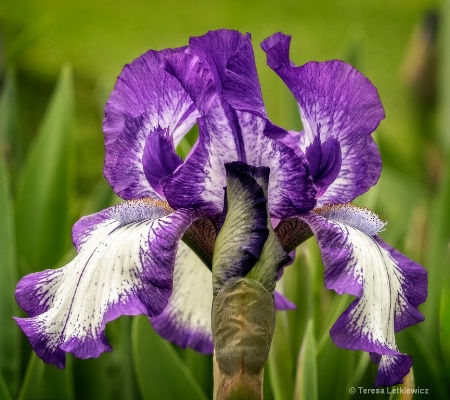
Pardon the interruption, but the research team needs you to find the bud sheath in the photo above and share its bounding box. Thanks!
[212,277,275,400]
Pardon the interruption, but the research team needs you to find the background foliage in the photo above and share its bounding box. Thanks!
[0,0,448,399]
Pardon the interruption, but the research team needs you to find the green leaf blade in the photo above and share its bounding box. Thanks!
[294,319,318,400]
[132,316,208,400]
[0,156,20,397]
[15,65,74,274]
[17,354,74,400]
[0,69,26,180]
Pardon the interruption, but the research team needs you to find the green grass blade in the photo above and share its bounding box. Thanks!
[0,373,13,400]
[0,156,20,397]
[0,68,25,180]
[294,319,318,400]
[73,318,139,400]
[17,353,74,400]
[15,66,74,274]
[268,310,294,400]
[440,284,450,370]
[176,347,213,397]
[131,316,208,400]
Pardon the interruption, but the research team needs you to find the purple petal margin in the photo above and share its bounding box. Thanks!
[15,199,202,368]
[300,205,427,386]
[262,32,384,205]
[103,47,199,200]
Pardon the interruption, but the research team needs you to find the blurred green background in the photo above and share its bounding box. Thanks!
[0,0,449,399]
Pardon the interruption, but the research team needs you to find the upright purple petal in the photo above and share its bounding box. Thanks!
[103,47,199,200]
[163,30,316,218]
[188,29,267,117]
[15,199,201,368]
[165,113,316,218]
[163,52,217,116]
[305,135,342,197]
[300,204,427,386]
[142,127,183,197]
[262,33,385,205]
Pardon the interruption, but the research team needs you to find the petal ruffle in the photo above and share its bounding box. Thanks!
[15,199,201,368]
[300,204,427,386]
[262,33,384,205]
[103,47,199,200]
[188,29,267,117]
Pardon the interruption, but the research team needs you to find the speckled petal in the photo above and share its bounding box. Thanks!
[163,30,316,218]
[15,199,201,368]
[103,47,199,200]
[300,204,427,386]
[262,33,384,204]
[151,241,214,353]
[188,29,267,117]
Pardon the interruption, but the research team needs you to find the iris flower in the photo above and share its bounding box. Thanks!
[14,30,427,388]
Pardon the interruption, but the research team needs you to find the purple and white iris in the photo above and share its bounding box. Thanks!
[14,29,427,387]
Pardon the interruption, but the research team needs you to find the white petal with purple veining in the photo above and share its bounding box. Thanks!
[301,204,427,386]
[151,242,214,353]
[330,224,406,351]
[15,199,200,368]
[151,239,296,354]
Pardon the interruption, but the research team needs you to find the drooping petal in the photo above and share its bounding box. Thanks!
[15,199,201,368]
[162,30,316,218]
[151,242,214,353]
[300,204,427,386]
[103,47,200,200]
[370,353,413,387]
[262,33,384,205]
